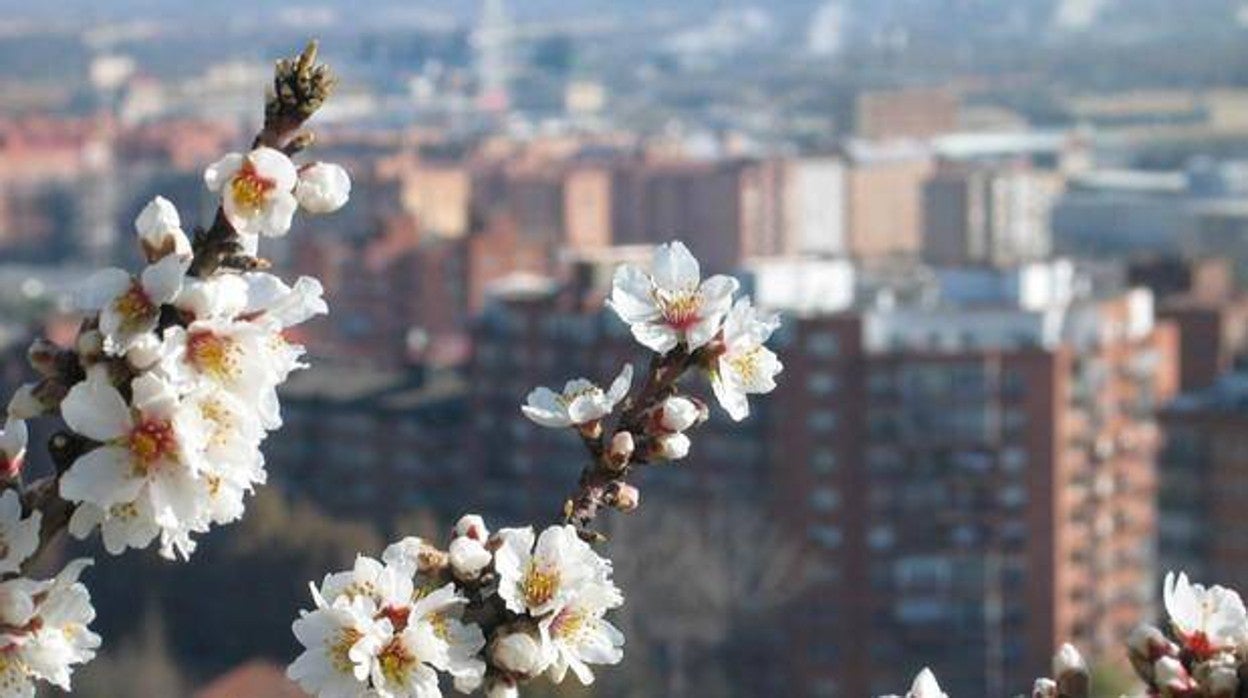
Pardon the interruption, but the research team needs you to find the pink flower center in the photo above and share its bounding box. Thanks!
[127,418,177,474]
[186,330,240,381]
[229,161,275,214]
[1184,630,1217,660]
[655,289,701,331]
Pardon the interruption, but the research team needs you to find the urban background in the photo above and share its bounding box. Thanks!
[1,0,1246,695]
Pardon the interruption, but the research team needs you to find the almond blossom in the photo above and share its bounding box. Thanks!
[540,581,625,686]
[495,525,612,618]
[880,667,948,698]
[76,253,188,356]
[58,370,208,558]
[296,161,352,214]
[205,146,300,238]
[1163,570,1248,658]
[288,592,389,698]
[710,296,783,422]
[0,559,100,695]
[0,490,40,575]
[521,365,633,429]
[608,240,738,354]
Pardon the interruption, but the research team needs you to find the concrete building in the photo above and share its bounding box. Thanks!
[842,141,934,261]
[922,162,1063,267]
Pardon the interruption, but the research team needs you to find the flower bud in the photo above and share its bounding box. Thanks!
[455,514,489,541]
[295,162,351,214]
[484,677,519,698]
[611,483,640,512]
[490,630,546,678]
[1128,623,1177,681]
[658,396,699,433]
[906,668,946,698]
[1031,678,1056,698]
[1198,654,1239,698]
[135,196,191,262]
[26,338,61,377]
[7,384,45,420]
[0,419,27,480]
[607,431,635,470]
[75,330,105,364]
[1053,643,1089,698]
[449,536,492,580]
[382,536,426,573]
[125,333,163,371]
[654,432,690,461]
[1155,656,1198,693]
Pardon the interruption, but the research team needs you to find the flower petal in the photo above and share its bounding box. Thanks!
[652,241,700,291]
[204,153,244,192]
[60,447,144,508]
[61,374,131,442]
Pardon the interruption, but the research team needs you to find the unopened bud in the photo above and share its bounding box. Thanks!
[654,432,690,461]
[382,536,425,573]
[658,396,699,433]
[26,339,61,377]
[7,384,45,420]
[1199,655,1239,698]
[484,677,519,698]
[448,536,492,580]
[607,431,635,470]
[30,379,68,413]
[611,483,640,512]
[906,668,946,698]
[455,514,489,541]
[1031,678,1056,698]
[0,419,27,480]
[1053,643,1089,698]
[490,630,545,678]
[1128,623,1177,681]
[577,419,603,440]
[1155,656,1198,694]
[135,196,191,262]
[125,333,163,371]
[75,330,104,364]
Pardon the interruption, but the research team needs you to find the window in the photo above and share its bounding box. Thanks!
[807,410,837,434]
[809,371,839,396]
[810,488,840,512]
[806,331,840,358]
[811,449,838,474]
[869,526,895,550]
[809,525,842,549]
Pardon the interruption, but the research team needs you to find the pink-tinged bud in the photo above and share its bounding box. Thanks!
[577,419,603,440]
[658,396,699,433]
[0,419,27,480]
[612,483,640,512]
[1155,656,1198,695]
[455,514,489,541]
[125,333,163,371]
[607,431,635,470]
[490,630,546,679]
[1032,678,1056,698]
[135,196,191,262]
[654,432,690,461]
[1128,623,1178,682]
[7,384,44,420]
[692,396,711,425]
[448,537,492,580]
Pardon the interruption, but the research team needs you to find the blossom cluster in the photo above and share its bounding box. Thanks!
[292,240,784,696]
[37,147,346,560]
[289,516,624,698]
[0,93,348,691]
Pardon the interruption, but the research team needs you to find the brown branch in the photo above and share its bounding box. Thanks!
[560,346,702,539]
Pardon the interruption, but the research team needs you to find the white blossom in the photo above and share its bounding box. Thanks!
[134,196,191,262]
[494,525,612,618]
[58,370,209,559]
[288,592,389,698]
[710,296,782,422]
[540,581,625,686]
[77,254,188,356]
[205,147,299,238]
[607,240,738,354]
[0,490,39,575]
[880,667,947,698]
[296,162,352,214]
[454,514,488,542]
[0,559,100,695]
[6,386,43,421]
[1155,655,1199,693]
[1052,643,1086,677]
[521,364,633,429]
[1163,570,1248,657]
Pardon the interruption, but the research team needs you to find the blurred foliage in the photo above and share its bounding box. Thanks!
[1089,661,1140,698]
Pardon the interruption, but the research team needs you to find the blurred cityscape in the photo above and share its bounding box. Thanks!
[5,0,1248,696]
